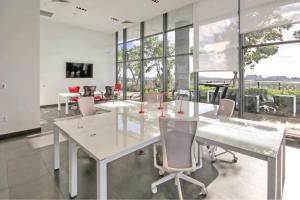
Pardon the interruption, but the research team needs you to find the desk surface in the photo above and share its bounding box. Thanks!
[54,100,284,162]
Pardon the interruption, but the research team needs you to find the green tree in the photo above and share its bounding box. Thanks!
[244,25,290,69]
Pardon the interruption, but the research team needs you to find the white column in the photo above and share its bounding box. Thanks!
[97,160,108,200]
[53,125,60,170]
[69,139,78,198]
[267,156,277,200]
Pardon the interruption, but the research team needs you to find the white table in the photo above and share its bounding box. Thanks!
[57,91,103,115]
[53,100,285,200]
[197,114,285,200]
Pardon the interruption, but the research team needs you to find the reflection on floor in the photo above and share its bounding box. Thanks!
[0,105,299,199]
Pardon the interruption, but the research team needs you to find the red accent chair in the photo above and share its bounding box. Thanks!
[114,83,122,100]
[68,86,80,102]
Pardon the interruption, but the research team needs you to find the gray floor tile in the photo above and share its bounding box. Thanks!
[0,188,9,199]
[9,174,63,199]
[6,153,49,187]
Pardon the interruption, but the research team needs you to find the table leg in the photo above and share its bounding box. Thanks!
[58,95,61,111]
[283,136,286,184]
[256,96,260,113]
[277,146,282,199]
[293,96,296,116]
[97,160,108,200]
[267,156,277,200]
[69,139,78,198]
[53,126,60,170]
[65,98,69,115]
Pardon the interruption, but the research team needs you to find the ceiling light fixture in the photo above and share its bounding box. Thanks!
[151,0,159,3]
[76,6,87,12]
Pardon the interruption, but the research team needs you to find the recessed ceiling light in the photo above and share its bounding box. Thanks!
[122,20,134,24]
[151,0,159,3]
[76,6,87,12]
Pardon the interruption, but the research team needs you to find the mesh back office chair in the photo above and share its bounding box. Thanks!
[83,86,103,101]
[78,97,96,116]
[104,86,113,101]
[152,118,208,200]
[210,99,237,163]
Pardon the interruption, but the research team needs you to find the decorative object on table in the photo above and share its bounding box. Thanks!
[177,96,184,114]
[157,92,164,110]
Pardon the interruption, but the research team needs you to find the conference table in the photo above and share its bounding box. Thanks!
[53,100,285,200]
[57,91,103,115]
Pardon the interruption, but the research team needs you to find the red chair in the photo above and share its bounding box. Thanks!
[114,83,122,100]
[68,86,80,102]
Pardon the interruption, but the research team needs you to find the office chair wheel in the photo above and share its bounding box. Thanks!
[199,188,208,198]
[151,186,158,194]
[158,170,165,176]
[232,157,238,163]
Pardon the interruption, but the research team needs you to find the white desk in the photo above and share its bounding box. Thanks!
[57,91,103,115]
[197,114,285,200]
[53,100,285,200]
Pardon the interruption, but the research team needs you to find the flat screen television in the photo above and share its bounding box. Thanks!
[66,62,93,78]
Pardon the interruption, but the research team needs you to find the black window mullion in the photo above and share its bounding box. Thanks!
[123,29,127,100]
[163,13,168,101]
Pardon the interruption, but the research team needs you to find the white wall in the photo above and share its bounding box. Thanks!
[40,18,115,106]
[0,0,40,135]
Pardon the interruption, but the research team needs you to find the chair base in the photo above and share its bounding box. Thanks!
[209,146,238,163]
[151,172,207,200]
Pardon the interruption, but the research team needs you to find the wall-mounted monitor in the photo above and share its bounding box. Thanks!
[66,62,93,78]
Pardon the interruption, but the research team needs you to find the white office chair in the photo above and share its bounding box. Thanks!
[210,98,237,163]
[151,117,208,200]
[78,96,96,116]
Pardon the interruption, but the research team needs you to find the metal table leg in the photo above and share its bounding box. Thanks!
[69,139,78,198]
[267,156,278,200]
[97,160,108,200]
[53,126,60,170]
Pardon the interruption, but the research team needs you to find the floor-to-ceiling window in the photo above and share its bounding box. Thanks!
[166,4,194,101]
[115,4,196,103]
[143,16,164,102]
[243,22,300,119]
[126,25,141,101]
[116,31,124,100]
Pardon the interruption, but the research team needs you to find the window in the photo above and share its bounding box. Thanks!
[167,4,193,30]
[144,34,163,59]
[126,61,141,101]
[117,30,123,44]
[144,59,163,102]
[127,24,140,41]
[144,15,163,36]
[167,27,193,56]
[117,43,124,62]
[126,40,140,61]
[167,55,194,101]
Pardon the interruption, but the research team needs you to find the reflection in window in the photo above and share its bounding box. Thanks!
[144,59,163,102]
[144,34,163,59]
[126,61,140,101]
[167,56,194,101]
[126,40,140,61]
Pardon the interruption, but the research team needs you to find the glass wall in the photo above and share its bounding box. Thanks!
[116,4,194,103]
[243,23,300,118]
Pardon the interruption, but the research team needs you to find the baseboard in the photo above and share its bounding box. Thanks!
[0,127,41,140]
[40,104,58,108]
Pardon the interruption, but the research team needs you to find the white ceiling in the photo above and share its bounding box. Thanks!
[40,0,197,33]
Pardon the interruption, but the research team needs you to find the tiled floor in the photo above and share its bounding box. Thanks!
[0,105,300,199]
